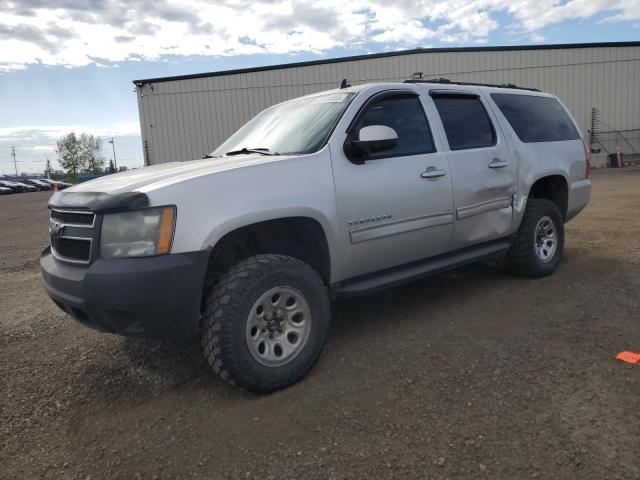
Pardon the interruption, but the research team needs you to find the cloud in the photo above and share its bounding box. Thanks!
[128,21,161,36]
[0,21,74,54]
[114,35,134,43]
[0,122,141,142]
[0,0,638,71]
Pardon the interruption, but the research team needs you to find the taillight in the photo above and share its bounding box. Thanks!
[582,138,591,179]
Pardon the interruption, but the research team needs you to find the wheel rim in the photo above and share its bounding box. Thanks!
[534,215,557,263]
[245,286,312,367]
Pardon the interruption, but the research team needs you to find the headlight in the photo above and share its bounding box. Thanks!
[100,206,176,258]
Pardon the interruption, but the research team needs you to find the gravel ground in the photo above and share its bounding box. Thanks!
[1,169,639,480]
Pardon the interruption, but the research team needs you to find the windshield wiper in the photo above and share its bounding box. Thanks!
[225,147,278,156]
[202,153,223,159]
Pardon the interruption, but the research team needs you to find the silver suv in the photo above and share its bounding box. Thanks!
[41,80,591,392]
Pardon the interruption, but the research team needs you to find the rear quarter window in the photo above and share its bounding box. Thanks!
[491,93,580,143]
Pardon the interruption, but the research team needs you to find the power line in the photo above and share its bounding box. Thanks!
[0,159,46,163]
[100,135,141,140]
[1,136,141,149]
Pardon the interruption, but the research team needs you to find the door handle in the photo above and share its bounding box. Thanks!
[420,167,448,179]
[488,158,509,169]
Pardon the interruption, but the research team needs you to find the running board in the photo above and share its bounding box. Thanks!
[331,239,511,298]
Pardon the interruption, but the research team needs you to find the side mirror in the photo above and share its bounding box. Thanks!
[346,125,398,161]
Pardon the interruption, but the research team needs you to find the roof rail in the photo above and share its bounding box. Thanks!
[404,77,540,92]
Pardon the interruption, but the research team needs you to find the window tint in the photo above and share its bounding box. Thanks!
[432,95,496,150]
[354,95,435,158]
[491,93,580,143]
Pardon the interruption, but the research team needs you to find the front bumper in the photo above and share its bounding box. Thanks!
[40,247,209,340]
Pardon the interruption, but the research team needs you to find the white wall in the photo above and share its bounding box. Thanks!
[135,44,640,165]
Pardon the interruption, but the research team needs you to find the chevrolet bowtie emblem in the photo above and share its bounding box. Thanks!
[49,221,64,238]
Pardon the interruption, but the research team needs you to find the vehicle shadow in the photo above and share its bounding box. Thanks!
[73,336,242,407]
[329,259,508,339]
[73,249,618,405]
[72,259,510,406]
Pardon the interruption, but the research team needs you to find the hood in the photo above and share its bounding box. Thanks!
[67,155,292,194]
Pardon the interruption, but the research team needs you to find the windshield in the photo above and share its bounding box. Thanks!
[213,92,355,156]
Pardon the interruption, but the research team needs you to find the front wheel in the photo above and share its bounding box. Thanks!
[201,254,330,393]
[507,198,565,278]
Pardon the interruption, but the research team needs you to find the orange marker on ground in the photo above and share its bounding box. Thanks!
[616,351,640,364]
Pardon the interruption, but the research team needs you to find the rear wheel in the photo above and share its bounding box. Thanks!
[201,254,330,393]
[507,198,564,278]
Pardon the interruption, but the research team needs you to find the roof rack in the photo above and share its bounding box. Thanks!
[404,77,540,92]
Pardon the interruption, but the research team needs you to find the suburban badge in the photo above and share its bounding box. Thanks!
[348,214,392,227]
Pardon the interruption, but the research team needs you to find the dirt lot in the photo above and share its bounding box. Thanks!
[1,169,639,480]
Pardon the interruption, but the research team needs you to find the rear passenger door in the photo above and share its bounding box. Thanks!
[430,91,515,249]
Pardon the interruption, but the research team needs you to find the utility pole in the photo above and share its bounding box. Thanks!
[108,138,118,170]
[11,145,18,177]
[11,146,17,176]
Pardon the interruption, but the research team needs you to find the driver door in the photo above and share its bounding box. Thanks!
[330,90,454,280]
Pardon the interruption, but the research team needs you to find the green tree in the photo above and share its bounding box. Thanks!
[108,159,117,173]
[55,132,106,179]
[44,158,53,178]
[56,133,82,179]
[80,134,106,173]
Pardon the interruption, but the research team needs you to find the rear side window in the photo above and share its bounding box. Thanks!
[432,95,496,150]
[491,93,580,143]
[354,95,435,158]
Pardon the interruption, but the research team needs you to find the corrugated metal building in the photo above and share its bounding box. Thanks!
[133,42,640,165]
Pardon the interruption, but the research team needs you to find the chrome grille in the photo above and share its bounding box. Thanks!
[51,237,92,262]
[50,209,97,264]
[50,209,95,227]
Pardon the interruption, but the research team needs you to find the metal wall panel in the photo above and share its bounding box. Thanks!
[135,45,640,164]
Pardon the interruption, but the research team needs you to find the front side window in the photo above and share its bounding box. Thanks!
[213,92,355,156]
[353,95,435,159]
[491,93,580,143]
[432,95,496,150]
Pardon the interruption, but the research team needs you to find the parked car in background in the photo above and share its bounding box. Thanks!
[21,179,46,191]
[0,186,12,195]
[22,179,52,191]
[0,180,35,193]
[41,80,591,393]
[0,181,16,192]
[12,181,38,192]
[0,180,22,192]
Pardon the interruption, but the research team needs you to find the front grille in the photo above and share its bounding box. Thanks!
[51,210,95,226]
[49,208,97,264]
[52,237,92,262]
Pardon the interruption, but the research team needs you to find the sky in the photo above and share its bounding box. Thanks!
[0,0,639,175]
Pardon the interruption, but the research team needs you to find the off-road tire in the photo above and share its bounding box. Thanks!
[201,254,330,393]
[507,198,564,278]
